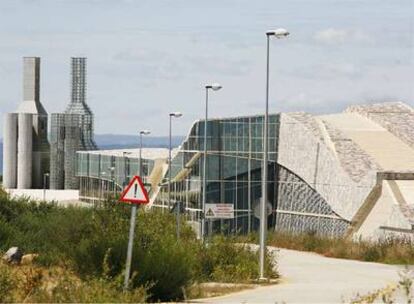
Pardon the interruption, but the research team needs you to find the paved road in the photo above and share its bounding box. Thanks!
[195,246,408,303]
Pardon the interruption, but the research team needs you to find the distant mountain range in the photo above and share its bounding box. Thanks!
[0,134,185,174]
[95,134,185,150]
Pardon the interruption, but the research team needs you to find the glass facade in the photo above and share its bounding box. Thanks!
[74,114,350,237]
[76,152,154,203]
[155,114,349,237]
[155,115,281,234]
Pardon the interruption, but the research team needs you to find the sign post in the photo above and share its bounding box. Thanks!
[119,176,149,292]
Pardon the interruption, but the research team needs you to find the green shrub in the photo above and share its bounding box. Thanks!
[0,197,199,301]
[197,235,278,283]
[0,195,280,301]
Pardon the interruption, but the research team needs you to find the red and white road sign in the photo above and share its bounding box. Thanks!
[119,176,150,204]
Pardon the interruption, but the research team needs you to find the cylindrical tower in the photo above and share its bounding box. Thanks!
[17,113,33,189]
[15,57,50,189]
[3,113,18,188]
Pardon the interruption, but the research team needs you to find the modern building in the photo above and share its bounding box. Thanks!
[152,101,414,240]
[76,148,170,204]
[50,57,98,190]
[72,101,414,240]
[2,57,50,189]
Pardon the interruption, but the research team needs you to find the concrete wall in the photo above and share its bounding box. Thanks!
[17,113,33,189]
[7,188,79,203]
[356,180,412,240]
[3,113,18,188]
[23,57,40,102]
[32,114,50,189]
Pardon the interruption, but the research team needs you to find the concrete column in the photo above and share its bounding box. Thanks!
[17,113,33,189]
[23,57,40,102]
[3,113,18,188]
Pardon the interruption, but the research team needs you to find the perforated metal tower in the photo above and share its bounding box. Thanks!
[50,57,98,189]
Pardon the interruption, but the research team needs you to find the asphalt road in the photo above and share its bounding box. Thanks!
[195,246,409,303]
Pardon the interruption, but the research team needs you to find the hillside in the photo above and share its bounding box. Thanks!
[95,134,184,149]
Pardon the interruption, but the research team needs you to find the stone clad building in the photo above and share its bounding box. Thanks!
[153,102,414,240]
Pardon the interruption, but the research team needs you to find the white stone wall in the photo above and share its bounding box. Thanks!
[278,113,375,220]
[356,181,412,240]
[346,102,414,148]
[7,189,79,203]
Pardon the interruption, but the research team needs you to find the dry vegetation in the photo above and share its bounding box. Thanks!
[239,230,414,265]
[0,261,148,303]
[186,282,255,300]
[349,267,413,303]
[268,231,414,264]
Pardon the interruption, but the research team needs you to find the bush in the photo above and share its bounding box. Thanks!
[196,235,278,283]
[0,194,279,301]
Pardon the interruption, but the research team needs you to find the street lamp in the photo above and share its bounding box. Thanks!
[43,173,49,201]
[168,113,182,209]
[108,166,115,195]
[123,129,151,292]
[139,130,151,177]
[169,112,183,239]
[266,28,290,38]
[201,83,222,241]
[100,171,106,201]
[259,28,289,280]
[123,152,132,186]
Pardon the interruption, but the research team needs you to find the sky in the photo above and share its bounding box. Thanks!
[0,0,413,136]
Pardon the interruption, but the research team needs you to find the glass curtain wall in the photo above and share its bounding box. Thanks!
[77,152,154,203]
[155,114,280,235]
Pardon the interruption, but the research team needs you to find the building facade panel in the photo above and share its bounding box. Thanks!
[3,113,18,189]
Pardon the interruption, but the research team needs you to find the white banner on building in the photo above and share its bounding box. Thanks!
[205,203,234,219]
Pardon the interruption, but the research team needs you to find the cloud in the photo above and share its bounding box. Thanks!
[113,49,165,62]
[290,62,363,80]
[314,28,371,45]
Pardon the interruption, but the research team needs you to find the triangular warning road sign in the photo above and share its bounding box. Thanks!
[206,208,214,217]
[119,176,150,204]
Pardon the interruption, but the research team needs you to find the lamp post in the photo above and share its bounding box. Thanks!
[109,166,115,195]
[169,112,183,239]
[123,152,132,187]
[123,129,150,291]
[201,83,222,241]
[259,28,289,281]
[139,130,151,178]
[100,171,106,201]
[43,173,49,201]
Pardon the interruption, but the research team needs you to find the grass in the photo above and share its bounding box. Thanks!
[186,282,255,300]
[261,231,414,265]
[0,188,278,302]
